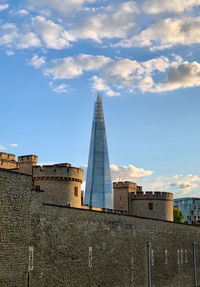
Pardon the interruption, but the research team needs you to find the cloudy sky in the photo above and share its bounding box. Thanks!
[1,0,200,198]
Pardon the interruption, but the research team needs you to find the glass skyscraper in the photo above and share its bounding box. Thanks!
[84,94,113,209]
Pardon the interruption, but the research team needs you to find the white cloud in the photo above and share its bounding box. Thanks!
[32,16,74,49]
[155,61,200,92]
[118,17,200,51]
[0,23,19,46]
[91,76,120,97]
[49,81,68,93]
[6,50,14,56]
[16,9,29,15]
[9,144,18,147]
[98,55,182,93]
[0,144,6,151]
[143,0,200,14]
[110,164,153,182]
[42,53,195,94]
[28,0,96,14]
[0,4,9,11]
[137,174,200,197]
[0,23,41,49]
[17,32,41,49]
[29,55,46,68]
[73,1,138,42]
[44,54,111,79]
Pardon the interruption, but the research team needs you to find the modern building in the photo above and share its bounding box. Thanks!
[84,94,113,209]
[174,197,200,224]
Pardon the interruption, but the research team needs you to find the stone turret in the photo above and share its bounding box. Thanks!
[113,181,142,213]
[113,181,173,221]
[130,191,173,221]
[33,163,83,207]
[18,155,38,175]
[0,152,18,169]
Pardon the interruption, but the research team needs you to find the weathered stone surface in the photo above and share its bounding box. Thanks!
[0,168,200,287]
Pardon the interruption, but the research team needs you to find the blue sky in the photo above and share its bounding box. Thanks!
[1,0,200,198]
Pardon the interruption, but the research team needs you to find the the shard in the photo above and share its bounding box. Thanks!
[84,94,113,209]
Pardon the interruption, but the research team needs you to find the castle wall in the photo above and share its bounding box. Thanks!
[31,205,200,287]
[0,169,199,287]
[0,168,33,286]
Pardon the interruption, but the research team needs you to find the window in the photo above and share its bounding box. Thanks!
[149,202,153,210]
[74,187,78,197]
[35,185,40,191]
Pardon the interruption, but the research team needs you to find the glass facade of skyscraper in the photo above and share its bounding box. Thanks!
[174,197,200,224]
[84,94,113,209]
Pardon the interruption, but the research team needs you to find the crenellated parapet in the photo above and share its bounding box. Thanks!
[113,181,137,189]
[0,152,18,169]
[33,164,83,183]
[0,152,16,161]
[131,191,173,201]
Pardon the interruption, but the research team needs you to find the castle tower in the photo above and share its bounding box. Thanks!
[0,152,18,169]
[84,94,113,209]
[18,155,38,175]
[33,163,83,207]
[113,181,140,213]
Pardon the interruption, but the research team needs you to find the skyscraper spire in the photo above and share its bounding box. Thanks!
[84,94,113,209]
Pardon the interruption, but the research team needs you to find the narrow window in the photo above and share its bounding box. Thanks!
[185,249,188,263]
[89,247,92,268]
[74,187,78,197]
[35,185,40,191]
[151,249,154,266]
[180,249,183,264]
[164,249,168,265]
[177,250,180,265]
[149,202,153,210]
[29,246,34,271]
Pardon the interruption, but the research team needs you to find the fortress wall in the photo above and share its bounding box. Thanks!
[0,168,33,287]
[0,169,199,287]
[31,205,200,287]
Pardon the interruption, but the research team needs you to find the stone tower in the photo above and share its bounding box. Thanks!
[84,94,113,209]
[33,163,83,207]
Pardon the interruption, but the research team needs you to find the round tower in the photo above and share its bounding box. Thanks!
[33,163,83,208]
[130,191,173,221]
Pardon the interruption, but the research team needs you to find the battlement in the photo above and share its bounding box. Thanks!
[18,155,38,164]
[113,181,137,189]
[0,152,16,161]
[33,164,83,183]
[131,191,173,201]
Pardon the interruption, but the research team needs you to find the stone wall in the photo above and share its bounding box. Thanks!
[0,168,32,286]
[0,168,199,287]
[30,205,200,287]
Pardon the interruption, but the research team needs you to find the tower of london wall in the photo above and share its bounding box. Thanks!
[0,168,199,287]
